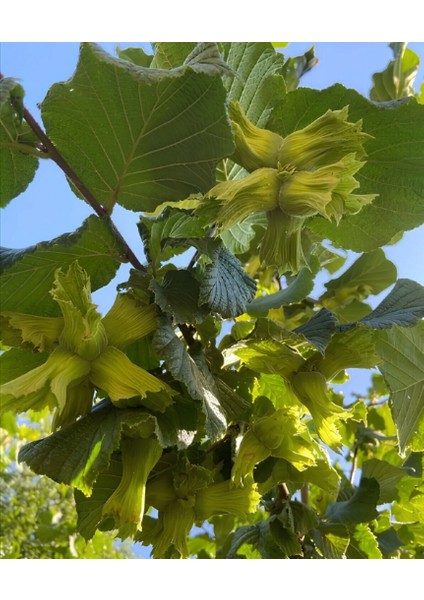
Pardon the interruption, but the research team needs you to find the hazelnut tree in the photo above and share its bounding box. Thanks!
[1,42,424,559]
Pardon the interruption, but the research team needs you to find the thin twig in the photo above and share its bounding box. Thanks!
[19,105,147,273]
[301,484,309,506]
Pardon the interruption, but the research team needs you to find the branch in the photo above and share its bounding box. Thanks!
[14,100,147,273]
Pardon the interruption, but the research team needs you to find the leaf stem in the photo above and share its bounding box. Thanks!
[0,141,50,159]
[20,106,147,273]
[349,446,359,484]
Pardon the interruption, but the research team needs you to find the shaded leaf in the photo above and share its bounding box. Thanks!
[150,270,208,324]
[313,523,350,559]
[294,308,337,354]
[41,43,234,212]
[269,518,303,556]
[0,215,125,316]
[18,404,123,495]
[345,278,424,331]
[376,527,403,556]
[376,321,424,453]
[362,458,410,503]
[199,245,256,318]
[153,320,226,442]
[325,478,380,524]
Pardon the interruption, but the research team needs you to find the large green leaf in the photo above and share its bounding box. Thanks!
[41,43,234,212]
[270,84,424,251]
[325,478,380,524]
[199,245,256,318]
[322,249,397,307]
[230,339,304,379]
[247,267,315,317]
[343,279,424,331]
[0,215,125,317]
[0,78,39,207]
[151,43,196,69]
[376,321,424,453]
[313,523,350,559]
[348,523,382,559]
[222,43,286,128]
[18,404,123,495]
[362,458,411,503]
[0,348,48,385]
[294,308,337,354]
[150,270,208,324]
[153,320,227,442]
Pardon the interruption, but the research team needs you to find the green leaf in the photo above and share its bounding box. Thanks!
[0,78,39,207]
[268,518,303,557]
[0,348,49,385]
[214,378,251,422]
[371,43,420,101]
[322,249,397,308]
[150,270,208,324]
[343,279,424,331]
[222,43,286,128]
[199,245,256,319]
[313,523,350,558]
[184,43,238,78]
[376,321,424,453]
[153,320,227,442]
[0,215,125,316]
[220,213,267,255]
[325,478,380,524]
[312,327,381,381]
[294,308,337,354]
[230,339,304,379]
[116,46,153,67]
[18,403,123,495]
[349,523,382,559]
[75,453,122,540]
[376,527,404,556]
[247,267,315,316]
[270,84,424,251]
[282,46,318,92]
[362,458,410,503]
[41,43,234,212]
[225,523,260,558]
[151,43,196,69]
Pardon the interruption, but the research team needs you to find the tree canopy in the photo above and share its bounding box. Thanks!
[1,42,423,559]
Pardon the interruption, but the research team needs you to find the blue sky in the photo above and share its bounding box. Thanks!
[1,42,423,401]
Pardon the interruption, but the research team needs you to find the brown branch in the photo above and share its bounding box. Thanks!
[301,484,309,505]
[179,323,197,347]
[18,104,147,273]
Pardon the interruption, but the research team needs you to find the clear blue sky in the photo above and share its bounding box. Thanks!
[1,42,423,399]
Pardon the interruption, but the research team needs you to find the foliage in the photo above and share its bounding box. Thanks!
[0,410,134,558]
[1,42,423,559]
